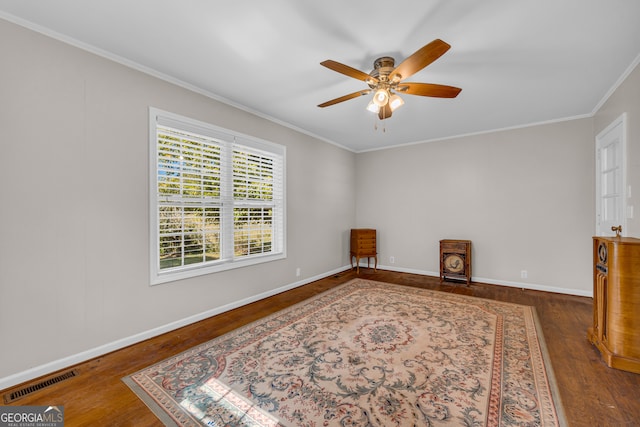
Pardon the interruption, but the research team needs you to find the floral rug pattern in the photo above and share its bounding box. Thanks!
[124,279,564,426]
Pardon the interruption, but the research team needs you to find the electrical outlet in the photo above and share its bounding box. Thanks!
[521,270,528,279]
[296,268,301,277]
[390,256,395,264]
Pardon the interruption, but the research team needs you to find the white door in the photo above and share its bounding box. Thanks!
[595,113,627,236]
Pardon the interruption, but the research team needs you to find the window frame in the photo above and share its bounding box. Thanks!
[149,107,286,285]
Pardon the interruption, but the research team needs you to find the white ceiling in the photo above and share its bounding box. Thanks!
[1,1,639,152]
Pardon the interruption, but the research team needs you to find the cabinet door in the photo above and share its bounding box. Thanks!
[594,270,607,343]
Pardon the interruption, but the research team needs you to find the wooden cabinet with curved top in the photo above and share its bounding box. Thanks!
[588,236,640,374]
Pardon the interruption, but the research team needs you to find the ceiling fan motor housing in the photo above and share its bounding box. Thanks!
[368,56,396,88]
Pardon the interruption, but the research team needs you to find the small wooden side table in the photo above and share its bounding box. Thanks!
[440,239,471,285]
[350,229,377,274]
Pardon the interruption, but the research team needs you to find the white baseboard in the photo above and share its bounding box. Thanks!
[0,266,351,391]
[375,264,593,297]
[0,264,590,390]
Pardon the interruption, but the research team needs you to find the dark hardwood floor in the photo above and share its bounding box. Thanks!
[2,269,639,426]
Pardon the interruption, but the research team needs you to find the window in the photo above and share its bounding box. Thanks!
[150,108,285,284]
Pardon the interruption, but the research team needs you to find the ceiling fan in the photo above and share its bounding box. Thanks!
[318,39,461,120]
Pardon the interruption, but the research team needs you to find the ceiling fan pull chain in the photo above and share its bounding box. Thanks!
[373,117,387,133]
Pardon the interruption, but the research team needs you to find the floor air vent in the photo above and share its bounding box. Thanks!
[3,369,78,404]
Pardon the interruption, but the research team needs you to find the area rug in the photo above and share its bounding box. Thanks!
[123,279,566,426]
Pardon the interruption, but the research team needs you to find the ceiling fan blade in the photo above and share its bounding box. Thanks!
[318,89,372,108]
[396,82,461,98]
[320,60,378,83]
[389,39,451,82]
[378,102,392,120]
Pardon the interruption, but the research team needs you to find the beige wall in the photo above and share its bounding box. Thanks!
[0,19,356,384]
[355,118,595,294]
[594,61,640,236]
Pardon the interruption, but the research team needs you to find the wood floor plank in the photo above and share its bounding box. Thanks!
[2,269,639,426]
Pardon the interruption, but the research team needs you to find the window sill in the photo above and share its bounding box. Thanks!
[150,252,286,285]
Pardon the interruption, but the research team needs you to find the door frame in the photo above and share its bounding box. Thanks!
[595,113,627,236]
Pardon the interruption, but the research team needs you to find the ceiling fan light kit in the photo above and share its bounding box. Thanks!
[366,99,379,113]
[318,39,462,121]
[389,93,404,111]
[372,88,389,107]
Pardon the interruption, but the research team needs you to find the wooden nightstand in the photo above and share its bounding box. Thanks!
[350,229,377,274]
[440,239,471,285]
